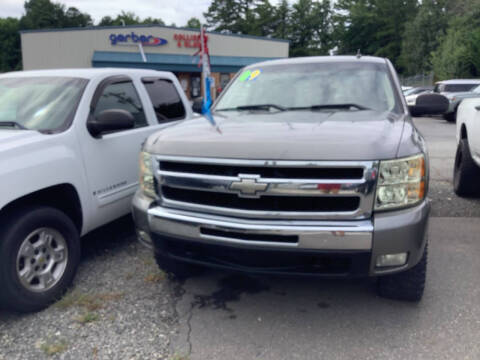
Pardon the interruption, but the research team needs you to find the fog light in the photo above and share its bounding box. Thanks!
[137,229,153,249]
[376,253,408,267]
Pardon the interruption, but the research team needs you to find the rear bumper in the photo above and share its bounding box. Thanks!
[132,191,430,277]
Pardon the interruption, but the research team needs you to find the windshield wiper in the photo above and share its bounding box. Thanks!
[288,104,371,111]
[216,104,287,112]
[0,121,28,130]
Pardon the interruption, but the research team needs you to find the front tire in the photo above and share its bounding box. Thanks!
[0,207,80,312]
[454,138,480,197]
[377,244,427,302]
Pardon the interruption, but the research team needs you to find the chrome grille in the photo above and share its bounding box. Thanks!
[155,156,378,220]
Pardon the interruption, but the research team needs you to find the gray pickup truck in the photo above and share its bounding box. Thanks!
[132,56,447,302]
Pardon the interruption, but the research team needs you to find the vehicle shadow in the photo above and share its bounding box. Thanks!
[80,215,136,261]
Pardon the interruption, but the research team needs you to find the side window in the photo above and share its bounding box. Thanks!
[94,81,147,129]
[143,78,186,123]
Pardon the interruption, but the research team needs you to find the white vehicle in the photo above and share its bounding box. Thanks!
[0,68,193,312]
[404,87,433,106]
[454,97,480,196]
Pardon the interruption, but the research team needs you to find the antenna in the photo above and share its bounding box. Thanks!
[356,49,362,59]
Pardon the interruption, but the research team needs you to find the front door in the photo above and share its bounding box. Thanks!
[79,77,156,229]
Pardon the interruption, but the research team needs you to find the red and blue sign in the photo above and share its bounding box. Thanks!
[109,32,168,46]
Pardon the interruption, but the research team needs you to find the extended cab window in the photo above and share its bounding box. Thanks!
[94,81,147,128]
[142,78,186,123]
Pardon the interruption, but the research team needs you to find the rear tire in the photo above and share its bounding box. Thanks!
[454,138,480,197]
[0,206,80,312]
[377,244,427,302]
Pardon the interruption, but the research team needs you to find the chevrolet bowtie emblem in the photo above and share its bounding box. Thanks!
[229,174,268,198]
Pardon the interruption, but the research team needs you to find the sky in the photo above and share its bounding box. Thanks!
[2,0,291,27]
[2,0,211,26]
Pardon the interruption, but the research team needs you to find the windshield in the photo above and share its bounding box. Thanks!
[215,61,400,113]
[0,77,88,132]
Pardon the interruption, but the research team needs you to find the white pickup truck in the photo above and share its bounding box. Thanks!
[454,97,480,196]
[0,68,193,312]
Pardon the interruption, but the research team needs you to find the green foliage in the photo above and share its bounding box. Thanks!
[0,18,21,72]
[20,0,92,30]
[399,0,449,75]
[98,11,164,26]
[2,0,480,78]
[334,0,417,69]
[186,17,201,29]
[431,7,480,79]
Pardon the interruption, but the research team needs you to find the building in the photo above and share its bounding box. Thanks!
[20,25,289,100]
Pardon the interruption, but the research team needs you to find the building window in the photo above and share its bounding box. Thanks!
[142,78,186,122]
[191,75,201,99]
[220,73,230,91]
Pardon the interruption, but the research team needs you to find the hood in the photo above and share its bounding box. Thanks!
[146,110,407,161]
[0,130,44,152]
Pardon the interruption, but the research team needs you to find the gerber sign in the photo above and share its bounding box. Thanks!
[109,32,168,46]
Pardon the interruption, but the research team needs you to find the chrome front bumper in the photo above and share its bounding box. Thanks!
[147,206,373,251]
[132,191,430,276]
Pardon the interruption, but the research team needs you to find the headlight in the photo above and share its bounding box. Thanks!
[375,154,426,211]
[139,151,156,198]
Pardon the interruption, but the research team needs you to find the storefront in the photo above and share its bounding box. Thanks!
[20,25,289,100]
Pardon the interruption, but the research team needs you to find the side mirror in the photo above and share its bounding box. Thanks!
[192,98,204,114]
[409,93,449,117]
[87,109,135,137]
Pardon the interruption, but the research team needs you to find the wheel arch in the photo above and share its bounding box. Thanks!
[0,184,83,233]
[460,124,468,139]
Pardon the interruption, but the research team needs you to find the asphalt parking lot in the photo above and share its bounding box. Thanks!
[1,116,479,360]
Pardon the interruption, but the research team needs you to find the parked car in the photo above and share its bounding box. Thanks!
[133,56,448,302]
[433,79,480,122]
[404,86,433,106]
[0,68,193,312]
[443,84,480,122]
[453,97,480,196]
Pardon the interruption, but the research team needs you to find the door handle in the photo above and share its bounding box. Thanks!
[475,106,480,111]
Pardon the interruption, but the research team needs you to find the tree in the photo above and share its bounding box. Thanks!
[252,0,277,36]
[431,6,480,79]
[142,17,165,25]
[63,7,93,27]
[272,0,290,39]
[99,11,141,26]
[334,0,418,69]
[399,0,449,75]
[0,18,21,72]
[204,0,260,34]
[289,0,333,57]
[186,17,201,29]
[204,0,244,33]
[20,0,92,29]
